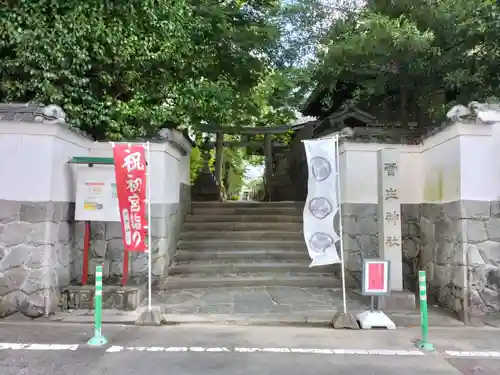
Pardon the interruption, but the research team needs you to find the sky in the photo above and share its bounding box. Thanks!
[244,164,265,181]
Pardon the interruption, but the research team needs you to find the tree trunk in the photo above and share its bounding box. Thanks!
[400,82,409,128]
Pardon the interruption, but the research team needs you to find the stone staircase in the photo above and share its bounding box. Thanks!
[163,201,341,290]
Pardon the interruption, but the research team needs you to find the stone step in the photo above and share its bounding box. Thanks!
[183,222,302,232]
[174,249,309,262]
[179,231,303,241]
[185,214,302,223]
[177,239,306,250]
[168,261,330,275]
[191,207,302,216]
[161,273,342,290]
[191,201,304,209]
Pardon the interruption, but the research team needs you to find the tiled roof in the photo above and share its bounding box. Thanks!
[0,103,67,123]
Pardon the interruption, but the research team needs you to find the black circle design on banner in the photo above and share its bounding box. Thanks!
[308,197,333,220]
[309,232,334,254]
[310,156,332,181]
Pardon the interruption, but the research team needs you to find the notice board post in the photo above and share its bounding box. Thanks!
[70,157,121,285]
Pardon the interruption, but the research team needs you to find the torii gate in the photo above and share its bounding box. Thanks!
[194,124,297,200]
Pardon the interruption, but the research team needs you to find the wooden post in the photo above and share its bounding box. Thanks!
[214,132,223,188]
[82,221,91,286]
[264,134,273,201]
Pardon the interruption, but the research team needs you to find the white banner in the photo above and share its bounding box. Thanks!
[303,138,341,267]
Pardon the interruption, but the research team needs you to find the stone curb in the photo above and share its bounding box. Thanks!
[3,313,466,329]
[48,314,335,327]
[0,306,471,329]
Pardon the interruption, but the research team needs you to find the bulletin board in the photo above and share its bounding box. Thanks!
[74,166,120,222]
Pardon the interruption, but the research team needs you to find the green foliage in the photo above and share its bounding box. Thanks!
[0,0,301,140]
[223,148,247,197]
[272,0,359,67]
[246,155,265,167]
[245,177,265,201]
[1,1,194,139]
[311,0,500,123]
[189,147,204,184]
[245,177,264,191]
[189,138,256,199]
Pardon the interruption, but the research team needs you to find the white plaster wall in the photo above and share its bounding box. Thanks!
[0,121,192,204]
[400,151,423,204]
[172,130,192,186]
[88,141,183,204]
[420,122,494,203]
[0,133,53,201]
[343,149,378,204]
[421,127,462,203]
[459,128,495,201]
[0,122,91,202]
[480,121,500,201]
[163,150,180,203]
[340,142,421,204]
[7,119,494,206]
[178,152,191,185]
[50,128,92,202]
[339,121,498,205]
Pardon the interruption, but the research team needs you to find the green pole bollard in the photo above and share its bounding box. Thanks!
[416,270,435,351]
[87,265,108,346]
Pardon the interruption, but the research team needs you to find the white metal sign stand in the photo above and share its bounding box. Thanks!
[357,259,396,329]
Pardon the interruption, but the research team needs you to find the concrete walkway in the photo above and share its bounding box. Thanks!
[42,286,463,327]
[151,286,462,327]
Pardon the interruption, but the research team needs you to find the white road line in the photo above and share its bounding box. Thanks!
[1,342,499,358]
[444,351,500,358]
[106,346,425,356]
[0,343,79,351]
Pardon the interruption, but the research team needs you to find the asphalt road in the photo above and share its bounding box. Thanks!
[0,323,499,375]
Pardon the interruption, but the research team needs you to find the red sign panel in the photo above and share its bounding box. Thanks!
[368,263,385,291]
[363,260,389,295]
[112,144,148,252]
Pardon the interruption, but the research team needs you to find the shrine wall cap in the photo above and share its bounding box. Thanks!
[0,102,66,123]
[0,102,94,140]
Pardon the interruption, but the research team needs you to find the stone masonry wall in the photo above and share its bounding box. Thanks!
[462,200,500,318]
[340,203,422,291]
[418,202,466,317]
[341,203,379,287]
[71,183,191,284]
[0,200,73,317]
[402,200,500,321]
[401,204,421,293]
[288,198,499,321]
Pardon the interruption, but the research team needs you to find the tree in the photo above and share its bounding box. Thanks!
[0,0,293,140]
[311,0,500,125]
[271,0,363,68]
[245,176,265,200]
[222,148,247,198]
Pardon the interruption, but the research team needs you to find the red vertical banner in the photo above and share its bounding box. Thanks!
[112,144,148,252]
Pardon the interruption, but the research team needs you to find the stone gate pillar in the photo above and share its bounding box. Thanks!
[377,148,403,291]
[377,148,415,309]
